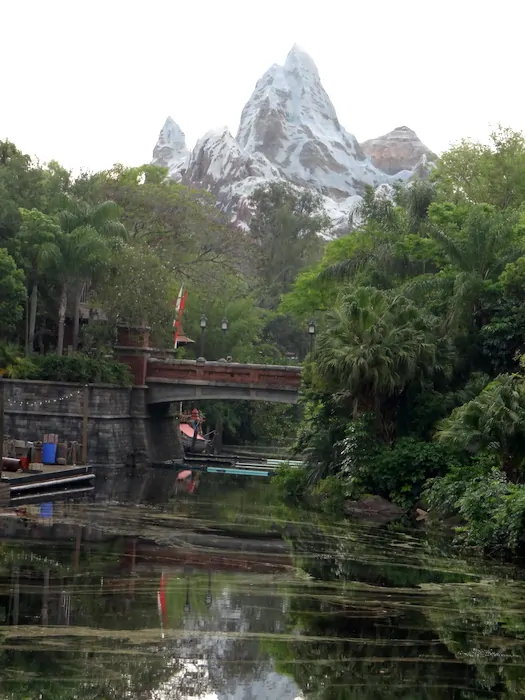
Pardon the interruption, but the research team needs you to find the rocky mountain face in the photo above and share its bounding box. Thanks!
[152,46,434,228]
[360,126,435,176]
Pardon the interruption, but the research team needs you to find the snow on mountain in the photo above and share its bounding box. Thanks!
[152,116,189,175]
[151,46,433,231]
[235,44,383,201]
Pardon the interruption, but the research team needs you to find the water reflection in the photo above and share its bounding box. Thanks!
[1,475,525,697]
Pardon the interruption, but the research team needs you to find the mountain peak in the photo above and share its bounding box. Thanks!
[152,116,189,174]
[360,127,435,176]
[284,44,319,77]
[151,49,433,231]
[159,117,186,147]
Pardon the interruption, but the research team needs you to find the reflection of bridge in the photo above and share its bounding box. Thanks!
[146,359,301,404]
[115,327,302,404]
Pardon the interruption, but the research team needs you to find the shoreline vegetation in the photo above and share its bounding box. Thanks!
[271,126,525,560]
[4,128,525,558]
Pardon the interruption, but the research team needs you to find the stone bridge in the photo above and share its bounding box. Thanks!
[115,326,302,404]
[146,359,301,404]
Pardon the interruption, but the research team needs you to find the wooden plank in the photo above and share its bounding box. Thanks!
[4,465,92,485]
[207,466,271,477]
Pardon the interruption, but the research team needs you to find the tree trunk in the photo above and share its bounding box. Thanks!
[72,285,82,351]
[28,282,38,353]
[57,282,68,356]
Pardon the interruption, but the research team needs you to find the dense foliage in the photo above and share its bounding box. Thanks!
[0,144,325,442]
[8,124,525,551]
[276,126,525,556]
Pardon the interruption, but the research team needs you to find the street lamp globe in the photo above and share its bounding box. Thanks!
[200,314,208,330]
[221,317,229,332]
[308,320,316,336]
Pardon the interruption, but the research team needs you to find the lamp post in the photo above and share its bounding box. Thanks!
[199,314,207,359]
[220,317,229,357]
[308,320,316,355]
[205,570,213,608]
[184,576,191,613]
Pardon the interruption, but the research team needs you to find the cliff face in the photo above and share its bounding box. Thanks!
[360,126,435,176]
[152,47,434,229]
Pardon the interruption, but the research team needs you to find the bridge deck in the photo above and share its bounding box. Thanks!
[146,359,301,404]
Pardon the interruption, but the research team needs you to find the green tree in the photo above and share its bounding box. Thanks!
[0,249,26,339]
[0,141,47,245]
[434,125,525,210]
[315,287,447,442]
[56,199,126,354]
[249,182,328,309]
[435,373,525,480]
[16,208,60,352]
[426,203,522,328]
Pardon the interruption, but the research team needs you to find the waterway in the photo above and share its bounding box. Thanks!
[1,469,525,698]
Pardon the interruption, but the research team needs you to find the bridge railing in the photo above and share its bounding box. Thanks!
[146,358,301,389]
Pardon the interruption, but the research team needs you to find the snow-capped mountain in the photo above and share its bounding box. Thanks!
[152,45,434,228]
[152,116,188,172]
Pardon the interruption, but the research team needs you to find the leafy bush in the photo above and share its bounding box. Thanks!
[339,416,460,508]
[33,353,132,385]
[311,475,347,514]
[368,438,463,508]
[426,458,525,554]
[424,457,493,517]
[0,345,133,385]
[0,342,22,370]
[4,356,39,379]
[271,464,309,505]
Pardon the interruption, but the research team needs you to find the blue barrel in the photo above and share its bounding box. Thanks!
[40,502,53,519]
[42,443,57,464]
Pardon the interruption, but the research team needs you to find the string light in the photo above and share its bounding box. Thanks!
[5,389,83,409]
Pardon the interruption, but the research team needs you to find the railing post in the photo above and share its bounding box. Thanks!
[114,325,152,386]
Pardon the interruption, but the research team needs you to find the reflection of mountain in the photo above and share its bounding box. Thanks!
[0,510,301,700]
[2,492,525,699]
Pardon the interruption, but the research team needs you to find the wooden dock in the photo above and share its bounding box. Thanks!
[153,455,304,478]
[0,464,94,506]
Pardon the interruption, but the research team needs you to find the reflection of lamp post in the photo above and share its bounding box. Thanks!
[199,314,207,359]
[184,576,191,613]
[205,570,213,608]
[308,320,316,355]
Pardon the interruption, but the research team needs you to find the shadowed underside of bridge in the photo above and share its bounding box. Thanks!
[146,359,301,404]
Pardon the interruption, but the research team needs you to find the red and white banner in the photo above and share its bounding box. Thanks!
[173,286,187,349]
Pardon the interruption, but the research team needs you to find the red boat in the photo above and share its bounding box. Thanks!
[179,423,209,454]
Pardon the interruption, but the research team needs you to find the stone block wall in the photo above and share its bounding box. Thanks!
[1,379,183,467]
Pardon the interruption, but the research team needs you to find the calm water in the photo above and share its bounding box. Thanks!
[1,469,525,699]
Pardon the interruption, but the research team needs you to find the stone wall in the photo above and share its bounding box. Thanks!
[1,379,183,467]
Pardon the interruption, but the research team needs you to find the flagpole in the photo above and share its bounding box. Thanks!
[173,285,184,349]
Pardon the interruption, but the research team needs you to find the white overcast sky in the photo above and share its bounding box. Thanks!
[2,0,524,173]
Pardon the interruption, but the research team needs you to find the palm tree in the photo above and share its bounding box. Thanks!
[17,208,61,353]
[56,200,126,355]
[315,287,447,442]
[427,205,520,325]
[436,373,525,480]
[319,182,438,288]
